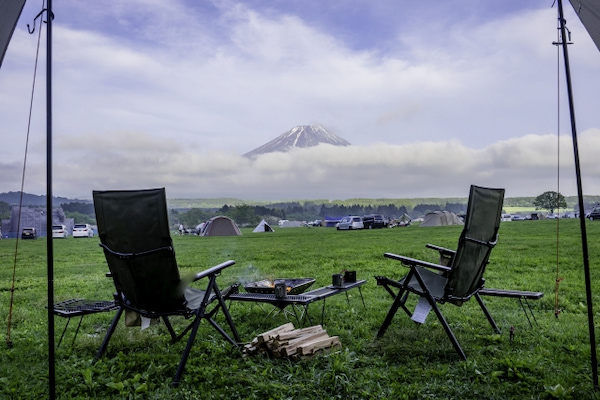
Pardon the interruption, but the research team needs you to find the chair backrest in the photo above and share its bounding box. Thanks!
[445,185,505,302]
[93,188,185,313]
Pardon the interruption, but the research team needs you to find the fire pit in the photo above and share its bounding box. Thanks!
[244,278,316,295]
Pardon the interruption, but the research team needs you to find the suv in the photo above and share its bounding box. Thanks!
[21,227,37,239]
[336,216,364,230]
[362,214,385,229]
[589,207,600,221]
[52,225,69,238]
[73,223,94,238]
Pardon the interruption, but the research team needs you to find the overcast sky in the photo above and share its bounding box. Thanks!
[1,0,599,201]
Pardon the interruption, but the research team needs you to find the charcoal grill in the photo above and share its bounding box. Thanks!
[244,278,316,295]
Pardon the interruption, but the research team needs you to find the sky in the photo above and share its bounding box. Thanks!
[1,0,599,201]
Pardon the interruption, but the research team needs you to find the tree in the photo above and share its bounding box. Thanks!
[533,191,567,215]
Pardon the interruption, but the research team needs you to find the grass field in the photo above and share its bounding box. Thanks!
[1,219,600,399]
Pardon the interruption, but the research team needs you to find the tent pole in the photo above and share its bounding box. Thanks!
[557,0,598,389]
[45,0,56,398]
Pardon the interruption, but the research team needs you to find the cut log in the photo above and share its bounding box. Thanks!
[256,322,295,344]
[298,336,341,356]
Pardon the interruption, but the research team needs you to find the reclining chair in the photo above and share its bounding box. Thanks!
[93,188,240,386]
[375,185,504,359]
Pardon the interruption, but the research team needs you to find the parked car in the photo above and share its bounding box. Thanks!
[501,214,513,222]
[52,224,69,238]
[336,216,364,230]
[21,227,37,239]
[73,223,94,238]
[589,207,600,220]
[362,214,385,229]
[511,215,525,221]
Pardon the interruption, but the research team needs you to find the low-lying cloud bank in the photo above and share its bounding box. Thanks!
[4,129,599,201]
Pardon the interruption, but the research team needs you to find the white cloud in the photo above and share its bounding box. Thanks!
[1,1,599,201]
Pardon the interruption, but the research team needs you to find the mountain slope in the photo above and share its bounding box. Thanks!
[244,125,351,157]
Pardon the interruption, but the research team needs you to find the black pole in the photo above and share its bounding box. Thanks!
[557,0,598,389]
[46,0,56,398]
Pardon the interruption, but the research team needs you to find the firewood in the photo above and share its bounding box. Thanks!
[298,336,341,356]
[279,331,330,357]
[256,322,295,344]
[276,325,324,341]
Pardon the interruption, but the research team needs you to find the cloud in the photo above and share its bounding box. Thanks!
[4,128,595,201]
[1,1,599,201]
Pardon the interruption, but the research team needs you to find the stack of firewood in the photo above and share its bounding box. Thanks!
[243,322,341,358]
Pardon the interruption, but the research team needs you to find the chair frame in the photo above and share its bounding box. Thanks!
[92,188,241,386]
[375,185,504,359]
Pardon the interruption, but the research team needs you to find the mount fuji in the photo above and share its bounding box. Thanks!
[243,125,351,158]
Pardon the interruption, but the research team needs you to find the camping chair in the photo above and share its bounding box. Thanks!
[375,185,504,359]
[93,188,241,386]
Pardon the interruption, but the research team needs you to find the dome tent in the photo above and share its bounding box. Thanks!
[420,211,464,227]
[200,216,242,236]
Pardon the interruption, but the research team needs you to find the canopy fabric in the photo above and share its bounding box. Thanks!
[0,0,26,68]
[569,0,600,52]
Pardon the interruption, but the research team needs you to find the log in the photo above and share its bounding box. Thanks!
[279,331,329,357]
[298,336,341,356]
[256,322,295,344]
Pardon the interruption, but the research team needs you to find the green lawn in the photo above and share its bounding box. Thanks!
[1,219,600,399]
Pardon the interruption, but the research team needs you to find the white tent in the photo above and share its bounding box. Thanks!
[252,219,274,233]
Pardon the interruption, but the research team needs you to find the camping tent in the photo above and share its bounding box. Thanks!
[420,211,464,227]
[253,219,274,233]
[200,216,242,236]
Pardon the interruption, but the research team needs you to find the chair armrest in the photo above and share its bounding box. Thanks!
[384,252,451,273]
[193,260,236,281]
[426,244,456,257]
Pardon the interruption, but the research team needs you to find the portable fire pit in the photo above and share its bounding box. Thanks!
[244,278,316,295]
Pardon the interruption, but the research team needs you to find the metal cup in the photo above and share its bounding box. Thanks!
[274,280,287,298]
[332,274,344,288]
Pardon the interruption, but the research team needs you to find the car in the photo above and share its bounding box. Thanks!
[501,214,513,222]
[21,227,37,239]
[589,207,600,220]
[73,223,94,238]
[336,216,364,230]
[52,224,69,238]
[362,214,385,229]
[511,215,525,221]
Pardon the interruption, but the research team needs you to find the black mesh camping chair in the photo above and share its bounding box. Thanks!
[93,188,241,386]
[375,185,505,359]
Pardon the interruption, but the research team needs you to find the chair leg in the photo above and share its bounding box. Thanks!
[428,298,467,360]
[377,291,405,338]
[173,315,202,387]
[411,268,467,360]
[474,293,501,333]
[94,306,124,361]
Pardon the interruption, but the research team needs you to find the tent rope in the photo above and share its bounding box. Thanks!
[6,1,46,348]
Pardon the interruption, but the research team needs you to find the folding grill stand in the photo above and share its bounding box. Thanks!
[51,299,118,347]
[228,280,367,326]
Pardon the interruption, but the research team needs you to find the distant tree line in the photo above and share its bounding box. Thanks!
[35,194,600,233]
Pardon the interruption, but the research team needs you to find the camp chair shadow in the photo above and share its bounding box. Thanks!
[92,188,241,387]
[375,185,504,360]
